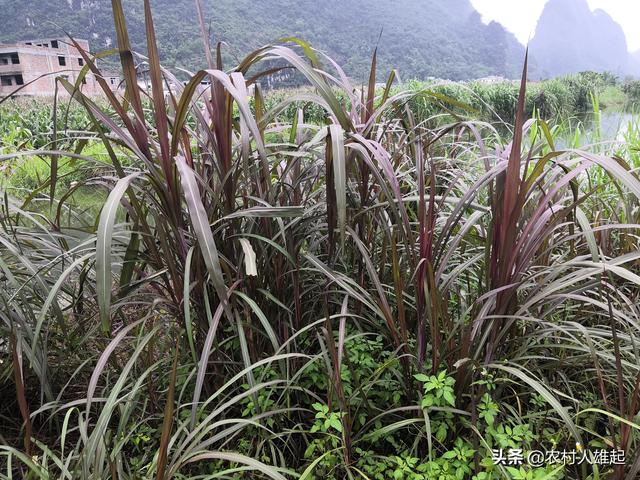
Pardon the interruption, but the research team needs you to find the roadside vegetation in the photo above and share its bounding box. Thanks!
[1,2,640,479]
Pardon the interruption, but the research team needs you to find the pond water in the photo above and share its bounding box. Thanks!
[559,110,637,147]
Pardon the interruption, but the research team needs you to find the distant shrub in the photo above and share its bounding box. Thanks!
[622,79,640,109]
[399,71,623,124]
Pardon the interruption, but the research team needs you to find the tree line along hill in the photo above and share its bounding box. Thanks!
[2,0,639,83]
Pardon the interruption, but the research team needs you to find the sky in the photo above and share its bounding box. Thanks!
[470,0,640,52]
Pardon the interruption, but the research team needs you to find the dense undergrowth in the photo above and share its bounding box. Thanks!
[1,2,640,479]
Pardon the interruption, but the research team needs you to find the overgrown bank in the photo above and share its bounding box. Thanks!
[261,72,636,125]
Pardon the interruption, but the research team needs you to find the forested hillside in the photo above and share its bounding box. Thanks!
[0,0,528,80]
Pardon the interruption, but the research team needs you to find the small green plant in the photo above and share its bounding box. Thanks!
[416,370,456,408]
[310,402,344,434]
[478,393,499,426]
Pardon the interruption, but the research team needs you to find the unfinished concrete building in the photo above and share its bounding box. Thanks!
[0,38,120,98]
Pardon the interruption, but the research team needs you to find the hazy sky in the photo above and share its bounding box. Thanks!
[470,0,640,52]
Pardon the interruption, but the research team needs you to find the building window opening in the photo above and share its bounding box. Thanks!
[1,76,13,86]
[110,78,115,85]
[78,58,84,66]
[58,56,66,66]
[15,74,24,85]
[51,40,59,48]
[10,53,19,64]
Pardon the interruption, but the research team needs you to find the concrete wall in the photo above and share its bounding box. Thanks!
[0,39,118,98]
